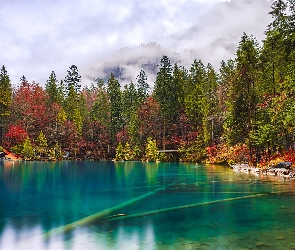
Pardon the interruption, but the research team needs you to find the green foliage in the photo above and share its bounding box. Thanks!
[178,134,206,162]
[123,142,133,161]
[46,71,60,104]
[21,137,34,160]
[0,65,12,117]
[0,65,12,142]
[57,108,67,124]
[107,73,123,146]
[64,85,79,120]
[184,60,206,125]
[64,65,81,93]
[136,69,149,104]
[145,137,159,162]
[224,33,259,151]
[35,131,48,157]
[128,112,140,146]
[132,144,142,161]
[91,84,110,127]
[72,108,83,135]
[115,142,125,161]
[122,81,138,125]
[154,56,179,123]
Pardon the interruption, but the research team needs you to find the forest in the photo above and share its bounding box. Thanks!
[0,0,295,166]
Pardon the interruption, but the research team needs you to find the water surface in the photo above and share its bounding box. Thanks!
[1,161,295,249]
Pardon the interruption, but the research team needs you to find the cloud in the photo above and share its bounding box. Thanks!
[0,0,272,87]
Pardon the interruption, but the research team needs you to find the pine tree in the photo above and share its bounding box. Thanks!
[65,84,79,120]
[145,137,159,162]
[153,56,179,150]
[21,137,34,160]
[115,142,125,161]
[91,84,111,127]
[224,33,259,163]
[136,70,149,105]
[64,65,81,93]
[202,64,218,146]
[45,71,59,104]
[154,56,179,123]
[107,73,123,146]
[35,131,48,157]
[184,60,206,127]
[122,81,138,126]
[0,65,12,143]
[172,64,187,108]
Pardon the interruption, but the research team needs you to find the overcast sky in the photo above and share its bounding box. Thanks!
[0,0,272,87]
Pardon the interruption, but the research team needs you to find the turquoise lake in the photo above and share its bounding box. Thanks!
[1,161,295,250]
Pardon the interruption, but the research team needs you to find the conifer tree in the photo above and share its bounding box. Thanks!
[91,83,110,127]
[136,69,149,105]
[46,71,59,104]
[145,137,159,162]
[0,65,12,143]
[64,65,81,93]
[154,56,179,149]
[35,131,48,157]
[184,60,206,127]
[122,81,138,126]
[107,73,123,146]
[21,137,34,160]
[224,33,259,163]
[154,56,178,123]
[115,142,124,160]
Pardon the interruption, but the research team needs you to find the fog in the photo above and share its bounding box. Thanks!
[0,0,273,87]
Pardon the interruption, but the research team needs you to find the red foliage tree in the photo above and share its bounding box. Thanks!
[82,120,110,159]
[4,125,27,148]
[137,97,162,147]
[116,129,130,144]
[11,80,50,139]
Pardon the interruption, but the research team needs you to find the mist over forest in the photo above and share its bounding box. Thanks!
[0,0,272,87]
[91,0,272,87]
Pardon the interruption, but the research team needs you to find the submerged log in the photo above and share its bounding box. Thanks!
[107,193,269,222]
[44,179,184,238]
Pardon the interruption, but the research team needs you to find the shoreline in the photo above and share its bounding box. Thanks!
[231,163,295,180]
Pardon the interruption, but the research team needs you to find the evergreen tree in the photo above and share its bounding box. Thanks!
[136,69,149,105]
[260,0,289,94]
[72,108,83,135]
[184,59,206,127]
[153,56,179,150]
[202,64,218,145]
[57,80,66,106]
[107,73,123,146]
[65,84,79,120]
[122,81,138,126]
[64,65,81,93]
[224,33,259,163]
[115,142,125,160]
[35,131,48,157]
[145,137,159,162]
[91,84,111,127]
[0,65,12,143]
[154,56,179,123]
[172,64,187,108]
[124,142,133,161]
[21,137,34,160]
[45,71,59,104]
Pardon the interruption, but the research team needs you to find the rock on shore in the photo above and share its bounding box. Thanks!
[230,162,295,179]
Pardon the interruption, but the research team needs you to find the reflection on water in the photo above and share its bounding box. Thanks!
[1,161,295,249]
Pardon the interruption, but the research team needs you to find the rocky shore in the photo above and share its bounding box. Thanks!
[231,162,295,179]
